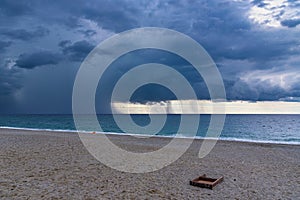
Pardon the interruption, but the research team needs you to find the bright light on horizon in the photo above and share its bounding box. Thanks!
[112,100,300,114]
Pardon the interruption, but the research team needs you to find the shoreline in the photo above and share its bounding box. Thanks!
[1,126,299,146]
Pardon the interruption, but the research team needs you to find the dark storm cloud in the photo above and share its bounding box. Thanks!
[211,35,299,62]
[58,40,71,48]
[0,40,12,52]
[251,0,269,7]
[172,1,299,63]
[0,26,49,41]
[81,3,139,32]
[16,0,140,32]
[0,0,32,17]
[15,51,62,69]
[226,79,287,101]
[281,18,300,27]
[60,40,95,61]
[46,0,139,31]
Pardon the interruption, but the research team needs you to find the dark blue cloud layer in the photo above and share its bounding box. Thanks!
[15,51,62,69]
[0,0,299,113]
[0,27,49,41]
[0,0,33,17]
[60,40,95,61]
[0,40,12,52]
[281,18,300,27]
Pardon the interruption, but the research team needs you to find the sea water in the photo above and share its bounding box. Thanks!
[0,114,299,144]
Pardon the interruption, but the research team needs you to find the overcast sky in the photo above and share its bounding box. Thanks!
[0,0,300,114]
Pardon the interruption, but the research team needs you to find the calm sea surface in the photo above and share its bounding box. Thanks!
[0,114,299,144]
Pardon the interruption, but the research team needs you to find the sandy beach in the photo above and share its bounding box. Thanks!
[0,128,299,199]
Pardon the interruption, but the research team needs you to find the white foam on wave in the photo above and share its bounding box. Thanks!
[0,126,80,133]
[1,126,299,145]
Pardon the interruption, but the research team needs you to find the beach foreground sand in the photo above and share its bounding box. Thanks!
[0,129,299,199]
